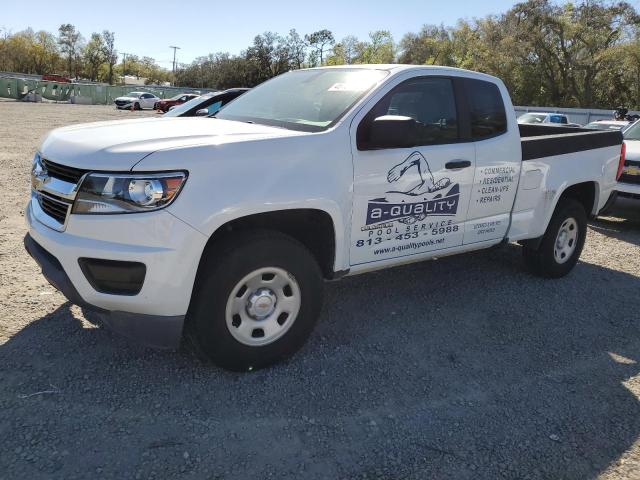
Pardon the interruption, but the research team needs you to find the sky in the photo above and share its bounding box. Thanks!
[3,0,640,67]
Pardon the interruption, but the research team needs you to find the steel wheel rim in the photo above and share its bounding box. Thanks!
[225,267,301,347]
[554,217,578,264]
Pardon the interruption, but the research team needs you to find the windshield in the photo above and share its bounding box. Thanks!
[518,113,547,124]
[624,121,640,140]
[126,92,142,98]
[585,122,625,130]
[164,92,217,117]
[216,68,388,132]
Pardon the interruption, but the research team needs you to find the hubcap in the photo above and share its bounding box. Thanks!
[554,217,578,264]
[246,288,277,319]
[225,267,301,346]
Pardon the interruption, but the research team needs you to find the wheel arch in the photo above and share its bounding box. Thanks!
[520,180,598,251]
[557,181,599,217]
[197,208,341,281]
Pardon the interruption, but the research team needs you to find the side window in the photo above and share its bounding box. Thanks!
[363,77,459,148]
[207,100,223,114]
[465,79,507,139]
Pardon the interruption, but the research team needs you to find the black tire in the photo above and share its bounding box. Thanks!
[188,230,324,371]
[134,102,141,110]
[523,197,587,278]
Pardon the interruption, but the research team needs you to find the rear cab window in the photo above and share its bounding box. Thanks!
[464,78,507,140]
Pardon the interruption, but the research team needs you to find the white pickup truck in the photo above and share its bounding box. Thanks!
[25,65,625,371]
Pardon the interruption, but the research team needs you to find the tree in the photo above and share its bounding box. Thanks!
[83,33,105,81]
[399,25,454,65]
[30,31,60,74]
[358,31,395,64]
[58,24,82,78]
[286,29,307,69]
[245,32,291,83]
[326,35,361,65]
[305,29,334,66]
[102,31,117,85]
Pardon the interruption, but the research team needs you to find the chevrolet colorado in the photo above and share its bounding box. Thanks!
[25,65,625,370]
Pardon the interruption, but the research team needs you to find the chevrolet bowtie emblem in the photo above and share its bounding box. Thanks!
[31,157,48,190]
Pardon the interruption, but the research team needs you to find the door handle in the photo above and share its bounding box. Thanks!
[445,160,471,170]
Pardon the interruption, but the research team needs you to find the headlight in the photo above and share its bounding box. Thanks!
[72,172,187,214]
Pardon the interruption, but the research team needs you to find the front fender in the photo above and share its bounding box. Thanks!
[135,130,354,272]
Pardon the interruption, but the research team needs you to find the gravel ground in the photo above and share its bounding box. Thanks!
[1,99,640,480]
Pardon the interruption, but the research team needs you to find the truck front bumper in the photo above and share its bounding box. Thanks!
[24,233,184,348]
[25,200,208,349]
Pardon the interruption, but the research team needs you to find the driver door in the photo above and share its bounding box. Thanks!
[349,76,475,267]
[141,94,155,108]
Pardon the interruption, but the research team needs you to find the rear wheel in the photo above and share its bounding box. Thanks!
[188,231,324,371]
[523,198,587,278]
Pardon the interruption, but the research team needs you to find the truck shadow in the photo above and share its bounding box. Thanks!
[1,244,639,479]
[591,196,640,246]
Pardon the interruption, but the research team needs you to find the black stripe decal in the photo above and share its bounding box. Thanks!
[520,125,622,161]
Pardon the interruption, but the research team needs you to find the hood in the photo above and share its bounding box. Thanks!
[39,117,303,170]
[625,139,640,161]
[115,96,138,101]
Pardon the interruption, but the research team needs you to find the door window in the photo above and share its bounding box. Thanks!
[361,77,459,148]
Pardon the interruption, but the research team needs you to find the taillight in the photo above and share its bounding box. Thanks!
[617,142,626,181]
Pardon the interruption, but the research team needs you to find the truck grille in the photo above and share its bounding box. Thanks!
[42,158,87,184]
[36,192,72,225]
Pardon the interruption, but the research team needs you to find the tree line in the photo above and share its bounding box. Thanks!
[1,0,639,108]
[0,24,171,85]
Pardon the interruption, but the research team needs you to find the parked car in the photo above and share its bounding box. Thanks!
[113,92,160,110]
[583,120,631,131]
[154,93,200,113]
[614,120,640,199]
[25,65,624,371]
[163,88,249,117]
[517,112,580,127]
[42,74,72,83]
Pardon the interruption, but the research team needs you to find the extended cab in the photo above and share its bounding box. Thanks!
[25,65,625,370]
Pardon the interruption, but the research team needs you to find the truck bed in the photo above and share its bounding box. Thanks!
[519,124,623,161]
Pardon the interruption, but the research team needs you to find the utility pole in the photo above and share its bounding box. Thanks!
[169,46,180,86]
[121,52,130,84]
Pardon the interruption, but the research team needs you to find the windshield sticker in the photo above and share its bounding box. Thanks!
[328,82,369,92]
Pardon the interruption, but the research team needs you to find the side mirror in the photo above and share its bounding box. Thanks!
[195,108,209,117]
[360,115,420,150]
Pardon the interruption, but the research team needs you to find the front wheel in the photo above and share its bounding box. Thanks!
[523,198,587,278]
[188,231,324,371]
